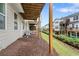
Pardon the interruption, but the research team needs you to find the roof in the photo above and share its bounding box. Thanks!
[54,19,60,22]
[60,12,79,20]
[20,3,45,20]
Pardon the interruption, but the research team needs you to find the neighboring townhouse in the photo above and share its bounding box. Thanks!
[42,12,79,38]
[42,19,61,35]
[41,24,49,33]
[60,12,79,38]
[0,3,43,50]
[60,17,70,35]
[53,19,60,35]
[43,24,49,30]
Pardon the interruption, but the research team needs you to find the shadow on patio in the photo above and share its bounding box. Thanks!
[0,34,58,56]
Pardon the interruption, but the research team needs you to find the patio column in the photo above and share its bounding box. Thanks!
[38,16,41,38]
[36,17,40,37]
[49,3,53,54]
[39,16,41,38]
[26,20,30,35]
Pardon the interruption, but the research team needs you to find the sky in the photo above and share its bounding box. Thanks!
[41,3,79,27]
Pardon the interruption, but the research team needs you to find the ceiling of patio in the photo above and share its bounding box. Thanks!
[20,3,45,20]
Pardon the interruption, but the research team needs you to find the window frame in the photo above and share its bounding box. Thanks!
[14,13,18,30]
[73,16,78,20]
[76,25,78,29]
[72,24,74,28]
[55,26,58,29]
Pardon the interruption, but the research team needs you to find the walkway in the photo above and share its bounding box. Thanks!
[0,35,58,56]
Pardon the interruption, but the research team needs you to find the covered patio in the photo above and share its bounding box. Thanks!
[0,3,56,56]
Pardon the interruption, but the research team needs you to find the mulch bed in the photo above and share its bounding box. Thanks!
[0,35,58,56]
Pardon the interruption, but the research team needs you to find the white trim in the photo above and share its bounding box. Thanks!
[5,3,7,30]
[9,3,24,13]
[0,12,5,16]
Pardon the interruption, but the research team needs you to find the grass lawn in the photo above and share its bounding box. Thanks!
[41,32,79,56]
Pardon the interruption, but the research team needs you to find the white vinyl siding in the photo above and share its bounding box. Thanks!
[0,4,24,50]
[54,20,60,31]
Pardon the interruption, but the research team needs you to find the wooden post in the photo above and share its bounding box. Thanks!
[39,16,41,38]
[37,18,39,37]
[36,18,39,37]
[36,17,41,38]
[38,16,41,38]
[49,3,53,54]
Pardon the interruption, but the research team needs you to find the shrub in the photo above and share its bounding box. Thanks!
[42,31,79,48]
[54,34,79,48]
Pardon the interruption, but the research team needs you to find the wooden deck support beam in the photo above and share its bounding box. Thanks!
[49,3,53,54]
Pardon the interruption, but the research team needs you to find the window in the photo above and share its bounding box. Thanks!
[72,32,76,37]
[55,26,58,29]
[55,21,58,23]
[0,3,5,29]
[63,24,65,26]
[14,21,18,30]
[76,25,78,29]
[14,13,18,30]
[73,16,78,20]
[0,15,5,29]
[77,33,79,38]
[14,13,17,19]
[0,3,5,14]
[72,24,74,28]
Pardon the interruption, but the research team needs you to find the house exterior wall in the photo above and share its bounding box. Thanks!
[69,17,73,22]
[53,20,60,31]
[59,13,79,38]
[67,15,79,31]
[68,22,79,29]
[69,16,79,22]
[53,19,60,34]
[0,4,24,50]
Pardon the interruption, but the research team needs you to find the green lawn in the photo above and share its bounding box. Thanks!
[41,32,79,56]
